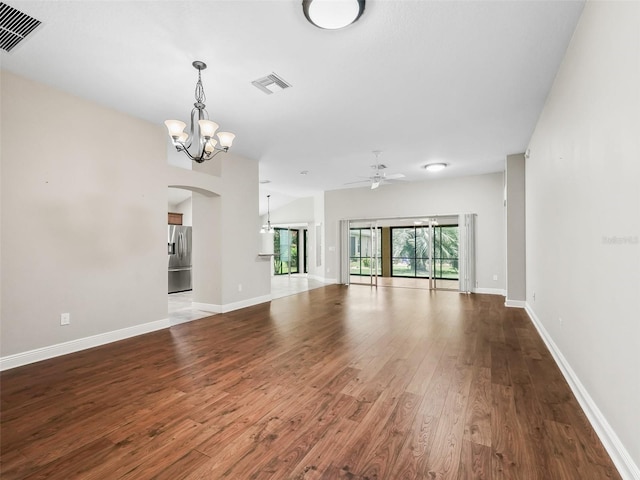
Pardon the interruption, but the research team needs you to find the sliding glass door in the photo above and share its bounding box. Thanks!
[350,227,382,277]
[273,228,299,275]
[349,223,380,286]
[389,223,459,289]
[340,217,465,291]
[391,226,430,277]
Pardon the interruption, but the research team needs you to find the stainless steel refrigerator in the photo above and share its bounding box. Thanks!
[168,225,192,293]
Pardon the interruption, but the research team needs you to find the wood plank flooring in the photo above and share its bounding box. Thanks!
[0,285,622,479]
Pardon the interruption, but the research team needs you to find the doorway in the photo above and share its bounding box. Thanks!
[270,224,323,299]
[167,187,211,324]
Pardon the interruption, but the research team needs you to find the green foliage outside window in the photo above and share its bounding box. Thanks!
[274,228,299,275]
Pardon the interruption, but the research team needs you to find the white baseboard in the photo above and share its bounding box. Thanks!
[505,299,526,308]
[475,287,506,296]
[0,318,170,371]
[192,302,222,314]
[524,304,640,480]
[220,294,272,313]
[193,294,272,315]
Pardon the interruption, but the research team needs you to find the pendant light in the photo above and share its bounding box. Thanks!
[260,195,274,234]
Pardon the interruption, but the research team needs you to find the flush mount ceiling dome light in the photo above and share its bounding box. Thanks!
[165,61,235,163]
[303,0,365,30]
[423,163,448,172]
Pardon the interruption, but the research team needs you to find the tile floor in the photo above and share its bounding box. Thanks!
[167,274,327,324]
[270,273,326,300]
[168,291,214,325]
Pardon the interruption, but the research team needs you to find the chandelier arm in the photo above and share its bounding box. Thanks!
[202,147,228,161]
[175,144,198,161]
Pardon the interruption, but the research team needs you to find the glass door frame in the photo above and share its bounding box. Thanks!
[348,220,380,287]
[342,215,461,292]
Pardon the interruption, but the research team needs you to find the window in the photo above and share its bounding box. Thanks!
[350,228,381,276]
[274,228,299,275]
[391,225,458,279]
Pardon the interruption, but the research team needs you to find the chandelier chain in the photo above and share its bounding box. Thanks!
[194,70,206,105]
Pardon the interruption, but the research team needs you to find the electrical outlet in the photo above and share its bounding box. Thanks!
[238,284,242,292]
[493,274,498,281]
[559,317,563,327]
[60,313,70,326]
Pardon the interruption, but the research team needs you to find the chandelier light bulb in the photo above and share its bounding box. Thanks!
[204,139,218,153]
[164,120,186,139]
[198,120,219,139]
[217,132,236,148]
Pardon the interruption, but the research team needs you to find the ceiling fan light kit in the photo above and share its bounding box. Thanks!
[165,61,235,164]
[302,0,365,30]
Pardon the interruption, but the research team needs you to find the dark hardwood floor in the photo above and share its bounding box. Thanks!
[0,285,622,479]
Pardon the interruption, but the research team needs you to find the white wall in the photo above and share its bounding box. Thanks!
[505,153,526,305]
[194,153,271,308]
[324,173,505,291]
[168,193,193,226]
[269,196,314,224]
[0,71,167,357]
[526,1,639,476]
[0,72,271,364]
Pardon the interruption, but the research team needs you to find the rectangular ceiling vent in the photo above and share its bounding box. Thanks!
[252,73,292,95]
[0,2,41,53]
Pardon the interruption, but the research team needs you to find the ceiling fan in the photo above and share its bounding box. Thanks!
[345,151,406,190]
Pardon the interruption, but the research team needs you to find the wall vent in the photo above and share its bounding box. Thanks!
[0,2,41,52]
[252,73,292,95]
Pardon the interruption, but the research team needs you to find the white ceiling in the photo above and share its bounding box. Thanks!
[2,0,584,214]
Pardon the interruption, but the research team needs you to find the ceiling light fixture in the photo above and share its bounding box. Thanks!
[260,195,274,234]
[302,0,365,30]
[165,61,235,163]
[423,163,448,172]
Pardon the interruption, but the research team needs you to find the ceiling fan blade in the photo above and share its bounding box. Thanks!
[385,173,406,180]
[344,179,370,185]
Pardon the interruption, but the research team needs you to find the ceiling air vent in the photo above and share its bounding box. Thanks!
[0,2,41,52]
[252,73,292,95]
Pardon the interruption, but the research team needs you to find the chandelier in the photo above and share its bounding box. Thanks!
[164,61,235,163]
